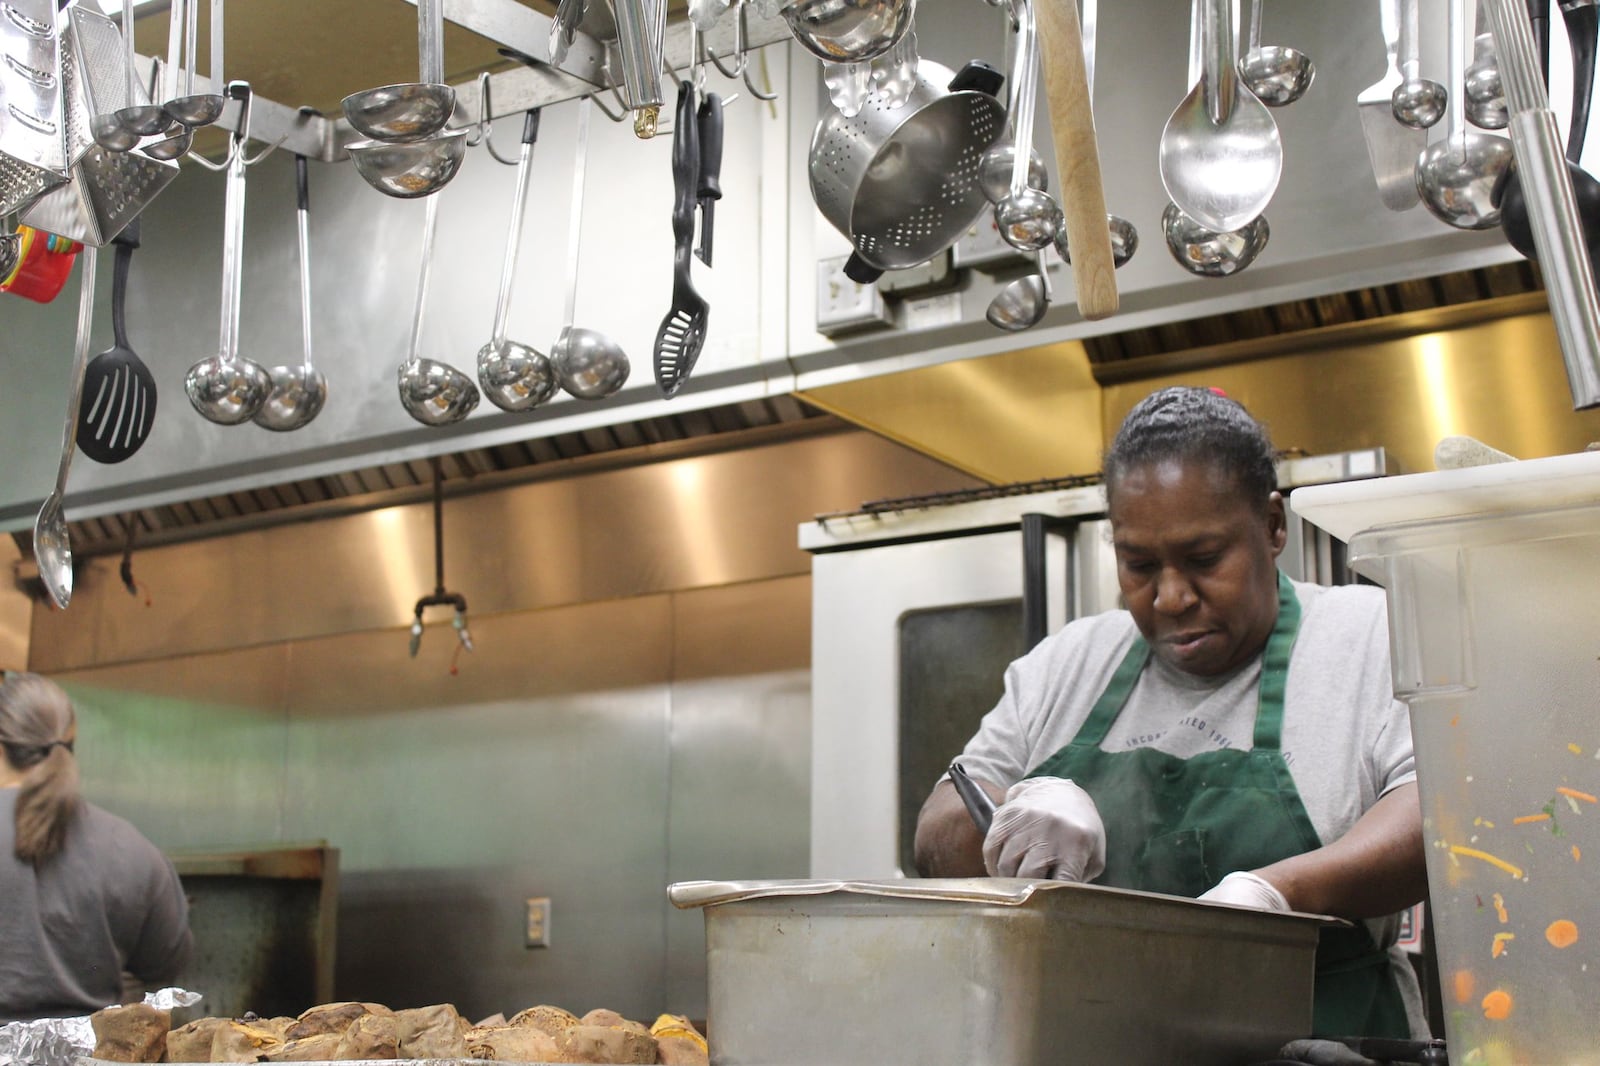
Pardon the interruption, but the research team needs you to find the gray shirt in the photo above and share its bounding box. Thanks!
[0,789,191,1021]
[955,579,1428,1037]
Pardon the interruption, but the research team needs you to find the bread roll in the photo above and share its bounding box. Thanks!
[210,1021,286,1063]
[655,1034,710,1066]
[90,1004,171,1063]
[465,1025,561,1061]
[333,1012,400,1060]
[166,1017,232,1063]
[286,1001,393,1040]
[554,1024,656,1064]
[576,1008,641,1032]
[261,1034,342,1062]
[255,1017,298,1041]
[508,1004,579,1038]
[395,1004,468,1059]
[473,1013,508,1029]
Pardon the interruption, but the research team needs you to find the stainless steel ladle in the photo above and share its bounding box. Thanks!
[254,153,328,431]
[33,250,98,610]
[115,7,166,135]
[1464,28,1509,128]
[1416,0,1514,228]
[478,108,558,412]
[185,83,271,425]
[553,98,630,400]
[342,0,455,141]
[164,0,225,128]
[398,194,481,426]
[986,249,1052,331]
[994,0,1061,251]
[1392,0,1447,129]
[1236,0,1315,107]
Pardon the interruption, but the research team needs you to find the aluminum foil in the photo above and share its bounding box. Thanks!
[0,989,199,1066]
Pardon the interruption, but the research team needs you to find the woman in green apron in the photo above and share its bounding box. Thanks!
[914,387,1429,1041]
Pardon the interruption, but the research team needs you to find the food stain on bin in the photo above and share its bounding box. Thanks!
[1546,919,1580,948]
[1453,969,1476,1004]
[1491,932,1515,959]
[1481,988,1514,1020]
[1491,893,1508,924]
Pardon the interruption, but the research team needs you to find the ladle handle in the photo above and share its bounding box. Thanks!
[295,153,314,373]
[1037,0,1117,318]
[163,0,184,101]
[122,0,137,109]
[408,192,440,363]
[1399,0,1421,81]
[56,250,97,499]
[182,0,197,97]
[210,0,224,91]
[1449,0,1467,149]
[561,97,592,330]
[1007,0,1037,200]
[419,0,444,85]
[490,109,541,349]
[218,101,248,365]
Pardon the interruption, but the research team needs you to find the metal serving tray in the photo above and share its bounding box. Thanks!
[671,878,1339,1066]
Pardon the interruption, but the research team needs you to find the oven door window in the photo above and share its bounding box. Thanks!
[897,601,1025,874]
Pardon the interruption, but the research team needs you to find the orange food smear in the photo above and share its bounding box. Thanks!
[1492,933,1514,959]
[1492,893,1508,924]
[1513,813,1551,825]
[1557,786,1598,804]
[1482,988,1514,1021]
[1546,920,1580,949]
[1574,845,1583,862]
[1453,969,1476,1004]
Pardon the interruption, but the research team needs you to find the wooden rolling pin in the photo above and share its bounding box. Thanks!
[1037,0,1118,320]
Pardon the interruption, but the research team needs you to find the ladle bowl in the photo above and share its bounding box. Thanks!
[1057,214,1139,269]
[552,326,630,400]
[348,128,468,199]
[164,92,225,128]
[478,340,559,412]
[1415,132,1514,229]
[1161,202,1269,276]
[781,0,915,65]
[117,103,169,136]
[342,82,456,142]
[1392,77,1447,129]
[995,187,1062,251]
[1463,32,1507,130]
[1237,44,1315,106]
[253,365,328,432]
[398,356,480,426]
[985,273,1047,331]
[91,111,140,152]
[143,123,193,161]
[184,354,271,425]
[979,142,1046,204]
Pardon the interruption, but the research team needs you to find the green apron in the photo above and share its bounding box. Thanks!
[1028,573,1409,1040]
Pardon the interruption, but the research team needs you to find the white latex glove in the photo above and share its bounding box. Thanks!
[1198,871,1291,911]
[982,777,1107,881]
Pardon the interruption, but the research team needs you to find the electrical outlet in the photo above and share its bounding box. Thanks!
[878,250,957,298]
[951,211,1033,272]
[525,897,550,949]
[815,255,893,336]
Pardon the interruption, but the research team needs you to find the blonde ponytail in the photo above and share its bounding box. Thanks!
[0,672,82,862]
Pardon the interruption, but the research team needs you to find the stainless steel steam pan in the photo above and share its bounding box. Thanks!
[670,878,1339,1066]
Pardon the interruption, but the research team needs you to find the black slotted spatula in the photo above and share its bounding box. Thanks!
[77,220,156,464]
[653,80,709,398]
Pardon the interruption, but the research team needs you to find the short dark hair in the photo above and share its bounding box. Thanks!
[1103,387,1277,507]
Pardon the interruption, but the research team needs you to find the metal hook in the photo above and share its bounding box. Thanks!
[474,72,522,164]
[590,88,629,122]
[739,4,779,101]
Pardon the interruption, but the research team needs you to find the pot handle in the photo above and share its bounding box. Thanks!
[843,251,884,284]
[947,60,1005,98]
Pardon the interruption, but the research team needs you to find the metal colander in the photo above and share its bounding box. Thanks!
[0,0,68,216]
[20,6,177,246]
[808,59,1005,271]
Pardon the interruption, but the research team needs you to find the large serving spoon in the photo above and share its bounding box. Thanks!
[34,250,98,611]
[76,219,156,463]
[1159,0,1281,234]
[1416,0,1514,228]
[1496,0,1600,263]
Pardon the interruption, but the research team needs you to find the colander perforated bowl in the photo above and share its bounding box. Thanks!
[809,59,1006,271]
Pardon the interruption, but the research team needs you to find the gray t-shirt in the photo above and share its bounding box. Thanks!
[0,789,192,1021]
[955,579,1427,1036]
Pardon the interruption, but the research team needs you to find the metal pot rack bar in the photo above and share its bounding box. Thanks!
[124,0,790,164]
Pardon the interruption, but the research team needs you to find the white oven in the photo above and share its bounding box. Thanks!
[802,449,1389,879]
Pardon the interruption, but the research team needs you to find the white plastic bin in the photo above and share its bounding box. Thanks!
[1293,451,1600,1066]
